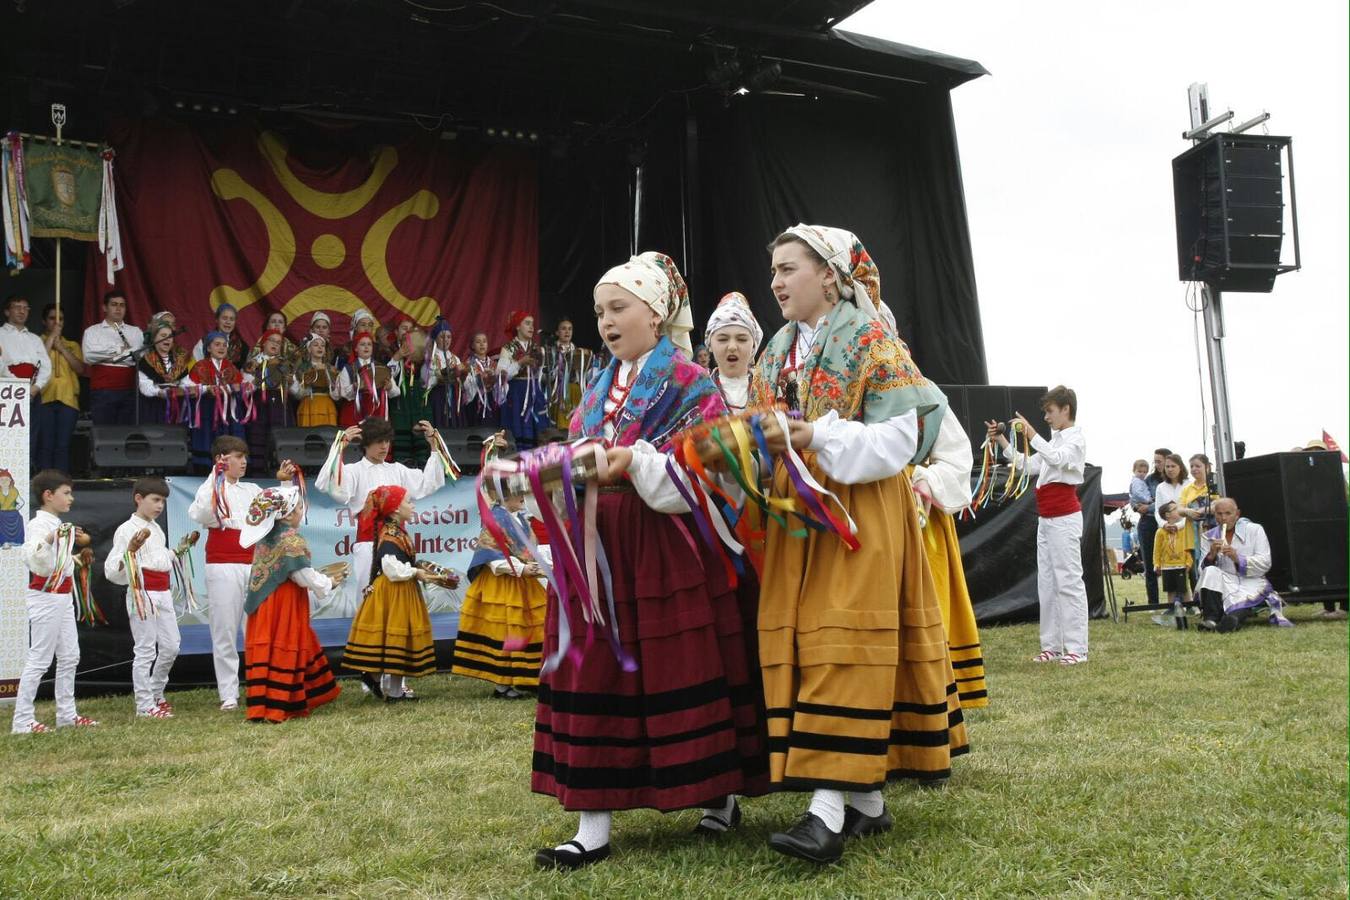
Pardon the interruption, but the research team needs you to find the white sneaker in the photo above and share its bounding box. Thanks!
[220,699,239,711]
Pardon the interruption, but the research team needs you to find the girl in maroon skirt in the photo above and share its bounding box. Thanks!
[531,252,768,869]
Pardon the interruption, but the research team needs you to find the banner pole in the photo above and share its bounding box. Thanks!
[52,104,65,318]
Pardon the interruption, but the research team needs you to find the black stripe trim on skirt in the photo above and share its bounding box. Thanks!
[451,656,542,679]
[242,650,332,678]
[454,631,544,654]
[950,657,985,670]
[948,642,982,652]
[766,732,891,757]
[245,675,338,697]
[538,677,734,718]
[343,641,437,658]
[773,775,887,793]
[533,748,745,790]
[342,648,437,665]
[958,689,989,701]
[955,675,986,684]
[536,717,737,750]
[792,701,893,721]
[890,699,950,716]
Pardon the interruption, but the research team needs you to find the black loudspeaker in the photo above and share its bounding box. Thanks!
[1007,386,1053,443]
[1222,451,1348,599]
[1172,133,1292,293]
[270,427,363,470]
[438,427,517,472]
[91,425,190,471]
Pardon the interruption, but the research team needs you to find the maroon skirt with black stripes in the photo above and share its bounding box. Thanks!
[531,490,769,812]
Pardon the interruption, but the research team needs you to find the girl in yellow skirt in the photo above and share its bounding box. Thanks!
[752,224,968,864]
[292,335,339,427]
[341,484,437,702]
[450,494,547,699]
[911,407,988,708]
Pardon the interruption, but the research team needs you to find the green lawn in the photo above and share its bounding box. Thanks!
[2,577,1345,899]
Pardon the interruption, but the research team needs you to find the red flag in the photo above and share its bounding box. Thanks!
[1322,430,1348,463]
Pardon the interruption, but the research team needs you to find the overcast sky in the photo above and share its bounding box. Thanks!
[843,1,1349,493]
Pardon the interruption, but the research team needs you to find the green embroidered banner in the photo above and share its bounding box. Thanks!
[24,141,103,241]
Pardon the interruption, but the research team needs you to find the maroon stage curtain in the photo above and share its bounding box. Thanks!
[84,119,538,354]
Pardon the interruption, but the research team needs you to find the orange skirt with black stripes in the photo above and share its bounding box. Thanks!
[244,581,341,723]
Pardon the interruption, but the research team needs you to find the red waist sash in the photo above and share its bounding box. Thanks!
[90,364,135,391]
[143,570,171,591]
[1035,482,1082,517]
[206,527,252,564]
[8,362,36,379]
[29,574,73,594]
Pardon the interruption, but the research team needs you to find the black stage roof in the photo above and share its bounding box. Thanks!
[2,0,986,145]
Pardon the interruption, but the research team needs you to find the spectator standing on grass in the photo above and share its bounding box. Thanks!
[1133,449,1171,607]
[1177,453,1218,575]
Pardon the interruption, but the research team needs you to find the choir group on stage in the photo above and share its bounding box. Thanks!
[12,222,1102,870]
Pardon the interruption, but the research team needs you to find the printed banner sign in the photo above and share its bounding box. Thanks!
[0,378,32,701]
[165,474,481,626]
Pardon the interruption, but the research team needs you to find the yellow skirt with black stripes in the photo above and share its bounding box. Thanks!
[757,454,968,791]
[342,577,437,677]
[451,571,547,688]
[923,509,988,708]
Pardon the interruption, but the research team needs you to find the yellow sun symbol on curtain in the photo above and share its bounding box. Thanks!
[208,131,441,324]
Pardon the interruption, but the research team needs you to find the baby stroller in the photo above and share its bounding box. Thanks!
[1119,548,1145,579]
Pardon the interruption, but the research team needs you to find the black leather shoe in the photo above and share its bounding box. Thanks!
[767,813,844,864]
[692,799,741,836]
[534,840,612,870]
[842,805,893,840]
[1217,613,1242,633]
[360,673,384,699]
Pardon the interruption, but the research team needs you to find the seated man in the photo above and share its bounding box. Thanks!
[1197,497,1293,633]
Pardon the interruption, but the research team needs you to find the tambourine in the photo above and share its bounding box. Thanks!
[373,365,392,389]
[416,560,460,588]
[301,367,333,391]
[677,404,791,468]
[481,440,607,502]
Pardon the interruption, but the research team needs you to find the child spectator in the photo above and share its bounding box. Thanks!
[1153,501,1194,625]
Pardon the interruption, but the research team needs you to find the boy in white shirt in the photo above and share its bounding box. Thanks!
[188,435,295,710]
[986,385,1089,665]
[11,470,99,734]
[105,477,181,719]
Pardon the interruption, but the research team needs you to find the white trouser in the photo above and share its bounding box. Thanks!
[206,562,250,702]
[1036,511,1088,658]
[130,590,181,713]
[11,590,80,732]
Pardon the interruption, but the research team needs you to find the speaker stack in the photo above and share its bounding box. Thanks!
[1222,450,1348,601]
[1172,133,1295,293]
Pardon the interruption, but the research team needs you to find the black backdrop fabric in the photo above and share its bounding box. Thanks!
[538,88,988,385]
[957,465,1107,624]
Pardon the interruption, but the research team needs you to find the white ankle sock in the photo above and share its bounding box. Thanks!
[700,795,737,831]
[849,790,885,817]
[381,674,403,698]
[558,810,612,852]
[807,789,845,833]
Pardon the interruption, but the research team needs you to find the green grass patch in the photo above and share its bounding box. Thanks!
[2,578,1345,898]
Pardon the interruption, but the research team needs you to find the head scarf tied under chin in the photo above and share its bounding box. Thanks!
[784,224,882,320]
[357,484,408,543]
[594,251,694,355]
[704,291,763,355]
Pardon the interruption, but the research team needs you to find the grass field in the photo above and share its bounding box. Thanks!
[2,577,1345,899]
